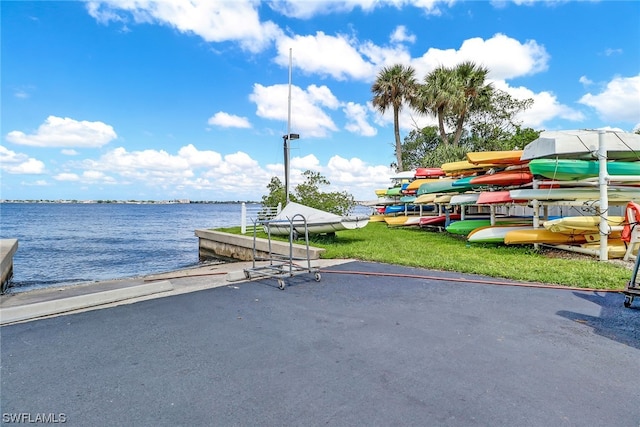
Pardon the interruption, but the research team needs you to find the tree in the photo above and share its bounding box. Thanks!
[399,126,442,170]
[260,171,355,216]
[463,89,537,150]
[412,66,455,145]
[413,62,493,147]
[371,64,417,171]
[447,61,493,147]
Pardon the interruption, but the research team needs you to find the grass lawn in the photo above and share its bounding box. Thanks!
[218,222,634,290]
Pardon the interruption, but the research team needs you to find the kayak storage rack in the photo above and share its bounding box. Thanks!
[243,213,321,290]
[623,252,640,308]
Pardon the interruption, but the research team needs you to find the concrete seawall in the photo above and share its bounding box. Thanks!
[1,239,18,294]
[195,229,325,262]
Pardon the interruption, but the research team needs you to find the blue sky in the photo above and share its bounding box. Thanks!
[2,0,639,202]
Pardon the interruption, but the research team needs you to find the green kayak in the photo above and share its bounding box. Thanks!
[529,159,640,181]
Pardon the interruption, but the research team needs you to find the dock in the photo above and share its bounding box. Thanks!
[1,239,18,294]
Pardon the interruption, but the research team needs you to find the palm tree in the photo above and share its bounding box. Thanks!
[414,61,493,147]
[412,65,456,145]
[448,61,493,146]
[371,64,417,171]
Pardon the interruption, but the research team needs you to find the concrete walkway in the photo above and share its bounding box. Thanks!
[1,261,638,426]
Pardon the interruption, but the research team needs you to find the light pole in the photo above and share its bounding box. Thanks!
[282,132,299,205]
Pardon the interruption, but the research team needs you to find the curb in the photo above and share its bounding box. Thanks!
[0,280,173,325]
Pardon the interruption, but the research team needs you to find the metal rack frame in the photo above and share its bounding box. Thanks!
[623,252,640,308]
[243,213,321,290]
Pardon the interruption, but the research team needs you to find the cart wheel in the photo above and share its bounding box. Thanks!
[244,271,251,279]
[624,295,633,308]
[278,279,285,290]
[314,272,321,282]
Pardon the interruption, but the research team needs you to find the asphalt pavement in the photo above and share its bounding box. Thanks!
[1,260,638,426]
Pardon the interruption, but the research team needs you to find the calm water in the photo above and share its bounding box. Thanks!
[0,203,248,293]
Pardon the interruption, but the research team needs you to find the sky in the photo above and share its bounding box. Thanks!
[1,0,639,202]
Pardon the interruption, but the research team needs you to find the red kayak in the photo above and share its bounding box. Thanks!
[419,214,462,227]
[470,170,533,186]
[477,191,526,205]
[415,167,446,178]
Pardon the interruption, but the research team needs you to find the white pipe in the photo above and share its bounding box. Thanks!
[598,130,609,261]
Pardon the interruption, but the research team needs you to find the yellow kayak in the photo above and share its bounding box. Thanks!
[441,160,499,175]
[466,150,525,165]
[415,194,438,204]
[504,229,587,245]
[543,216,625,234]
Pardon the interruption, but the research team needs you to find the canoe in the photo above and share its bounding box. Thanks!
[384,205,406,214]
[374,189,387,197]
[384,216,422,227]
[386,187,402,197]
[529,159,640,181]
[521,129,640,161]
[466,150,525,165]
[509,187,640,201]
[446,218,531,236]
[441,160,500,176]
[415,167,446,178]
[265,202,369,235]
[477,191,527,205]
[467,225,535,243]
[580,240,628,259]
[543,216,625,234]
[419,214,462,227]
[452,176,484,188]
[404,178,442,195]
[469,170,533,186]
[449,193,480,206]
[434,194,453,204]
[369,214,387,222]
[504,229,587,245]
[400,196,416,203]
[417,179,459,195]
[415,193,438,204]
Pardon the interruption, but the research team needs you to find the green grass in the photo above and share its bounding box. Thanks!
[217,222,633,290]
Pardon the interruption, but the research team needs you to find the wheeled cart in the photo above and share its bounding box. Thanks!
[623,253,640,308]
[243,213,321,290]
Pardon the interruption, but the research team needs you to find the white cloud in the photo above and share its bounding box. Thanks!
[492,80,585,129]
[579,76,594,86]
[0,146,46,174]
[412,33,549,81]
[275,33,377,81]
[207,112,251,128]
[325,155,394,200]
[344,102,377,136]
[6,116,117,148]
[390,25,415,44]
[85,0,281,52]
[54,173,80,181]
[578,74,640,125]
[250,83,339,137]
[268,0,448,18]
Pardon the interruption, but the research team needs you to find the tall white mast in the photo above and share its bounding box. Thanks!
[285,48,292,205]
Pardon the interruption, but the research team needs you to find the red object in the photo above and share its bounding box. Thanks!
[477,191,526,205]
[470,170,533,186]
[622,201,640,243]
[415,167,446,178]
[419,214,462,227]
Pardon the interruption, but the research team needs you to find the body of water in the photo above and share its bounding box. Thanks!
[0,203,248,293]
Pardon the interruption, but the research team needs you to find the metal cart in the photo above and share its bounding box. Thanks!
[243,213,321,290]
[623,253,640,308]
